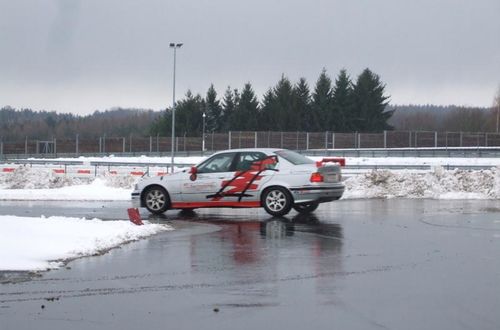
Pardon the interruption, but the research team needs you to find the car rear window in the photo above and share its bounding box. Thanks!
[274,150,314,165]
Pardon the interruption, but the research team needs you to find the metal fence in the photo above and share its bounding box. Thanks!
[2,130,500,159]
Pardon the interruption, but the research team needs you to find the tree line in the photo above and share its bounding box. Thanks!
[150,68,394,136]
[0,107,159,140]
[389,104,498,132]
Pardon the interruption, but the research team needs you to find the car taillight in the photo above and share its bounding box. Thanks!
[310,172,324,183]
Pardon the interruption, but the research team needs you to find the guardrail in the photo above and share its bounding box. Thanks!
[1,158,497,178]
[0,160,195,177]
[302,147,500,158]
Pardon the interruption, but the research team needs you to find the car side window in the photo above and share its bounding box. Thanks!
[234,152,267,171]
[197,153,236,173]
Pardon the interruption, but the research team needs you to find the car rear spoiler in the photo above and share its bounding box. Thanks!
[316,157,345,167]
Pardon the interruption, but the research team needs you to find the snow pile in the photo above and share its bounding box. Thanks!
[0,215,172,271]
[0,165,138,190]
[101,172,140,188]
[344,166,500,199]
[0,165,85,189]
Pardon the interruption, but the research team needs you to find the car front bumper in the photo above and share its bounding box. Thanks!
[289,183,345,204]
[131,191,141,208]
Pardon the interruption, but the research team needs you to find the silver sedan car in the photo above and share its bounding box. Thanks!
[131,148,344,217]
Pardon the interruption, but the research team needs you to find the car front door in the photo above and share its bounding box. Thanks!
[180,152,237,203]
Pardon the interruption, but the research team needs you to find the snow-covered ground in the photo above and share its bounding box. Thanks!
[0,215,172,271]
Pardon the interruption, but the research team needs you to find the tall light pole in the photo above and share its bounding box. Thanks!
[202,112,206,153]
[169,42,183,173]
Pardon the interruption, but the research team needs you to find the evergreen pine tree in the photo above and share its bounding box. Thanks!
[259,88,275,131]
[174,90,205,136]
[233,83,259,130]
[311,69,334,131]
[292,78,312,131]
[351,68,393,132]
[205,84,223,132]
[221,87,236,131]
[149,108,171,135]
[273,75,296,130]
[331,69,353,132]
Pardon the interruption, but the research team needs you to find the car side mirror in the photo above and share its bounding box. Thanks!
[189,166,198,181]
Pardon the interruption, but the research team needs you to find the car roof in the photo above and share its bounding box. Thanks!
[212,148,283,155]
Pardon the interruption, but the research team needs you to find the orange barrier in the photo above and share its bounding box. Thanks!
[130,171,144,176]
[53,169,65,174]
[77,169,91,174]
[2,168,15,172]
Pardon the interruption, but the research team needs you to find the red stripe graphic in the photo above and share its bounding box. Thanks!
[171,201,260,209]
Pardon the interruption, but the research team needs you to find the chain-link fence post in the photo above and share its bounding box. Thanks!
[0,139,3,160]
[324,131,328,150]
[332,132,335,149]
[76,134,79,155]
[485,133,489,147]
[53,137,57,155]
[149,136,153,153]
[228,131,232,149]
[122,137,126,153]
[434,131,438,148]
[280,132,283,149]
[383,131,387,148]
[306,132,309,150]
[254,131,257,148]
[460,132,463,147]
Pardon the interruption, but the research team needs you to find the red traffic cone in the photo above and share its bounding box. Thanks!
[127,208,144,226]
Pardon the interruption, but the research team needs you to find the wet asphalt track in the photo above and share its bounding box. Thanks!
[1,199,500,330]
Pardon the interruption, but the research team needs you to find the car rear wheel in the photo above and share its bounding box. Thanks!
[143,186,170,214]
[262,187,292,217]
[293,202,319,214]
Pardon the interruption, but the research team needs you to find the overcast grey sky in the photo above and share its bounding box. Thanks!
[1,0,499,114]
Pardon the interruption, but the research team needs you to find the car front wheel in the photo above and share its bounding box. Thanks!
[262,187,292,217]
[293,202,319,214]
[143,186,170,214]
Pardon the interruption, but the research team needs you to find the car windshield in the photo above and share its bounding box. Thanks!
[274,150,314,165]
